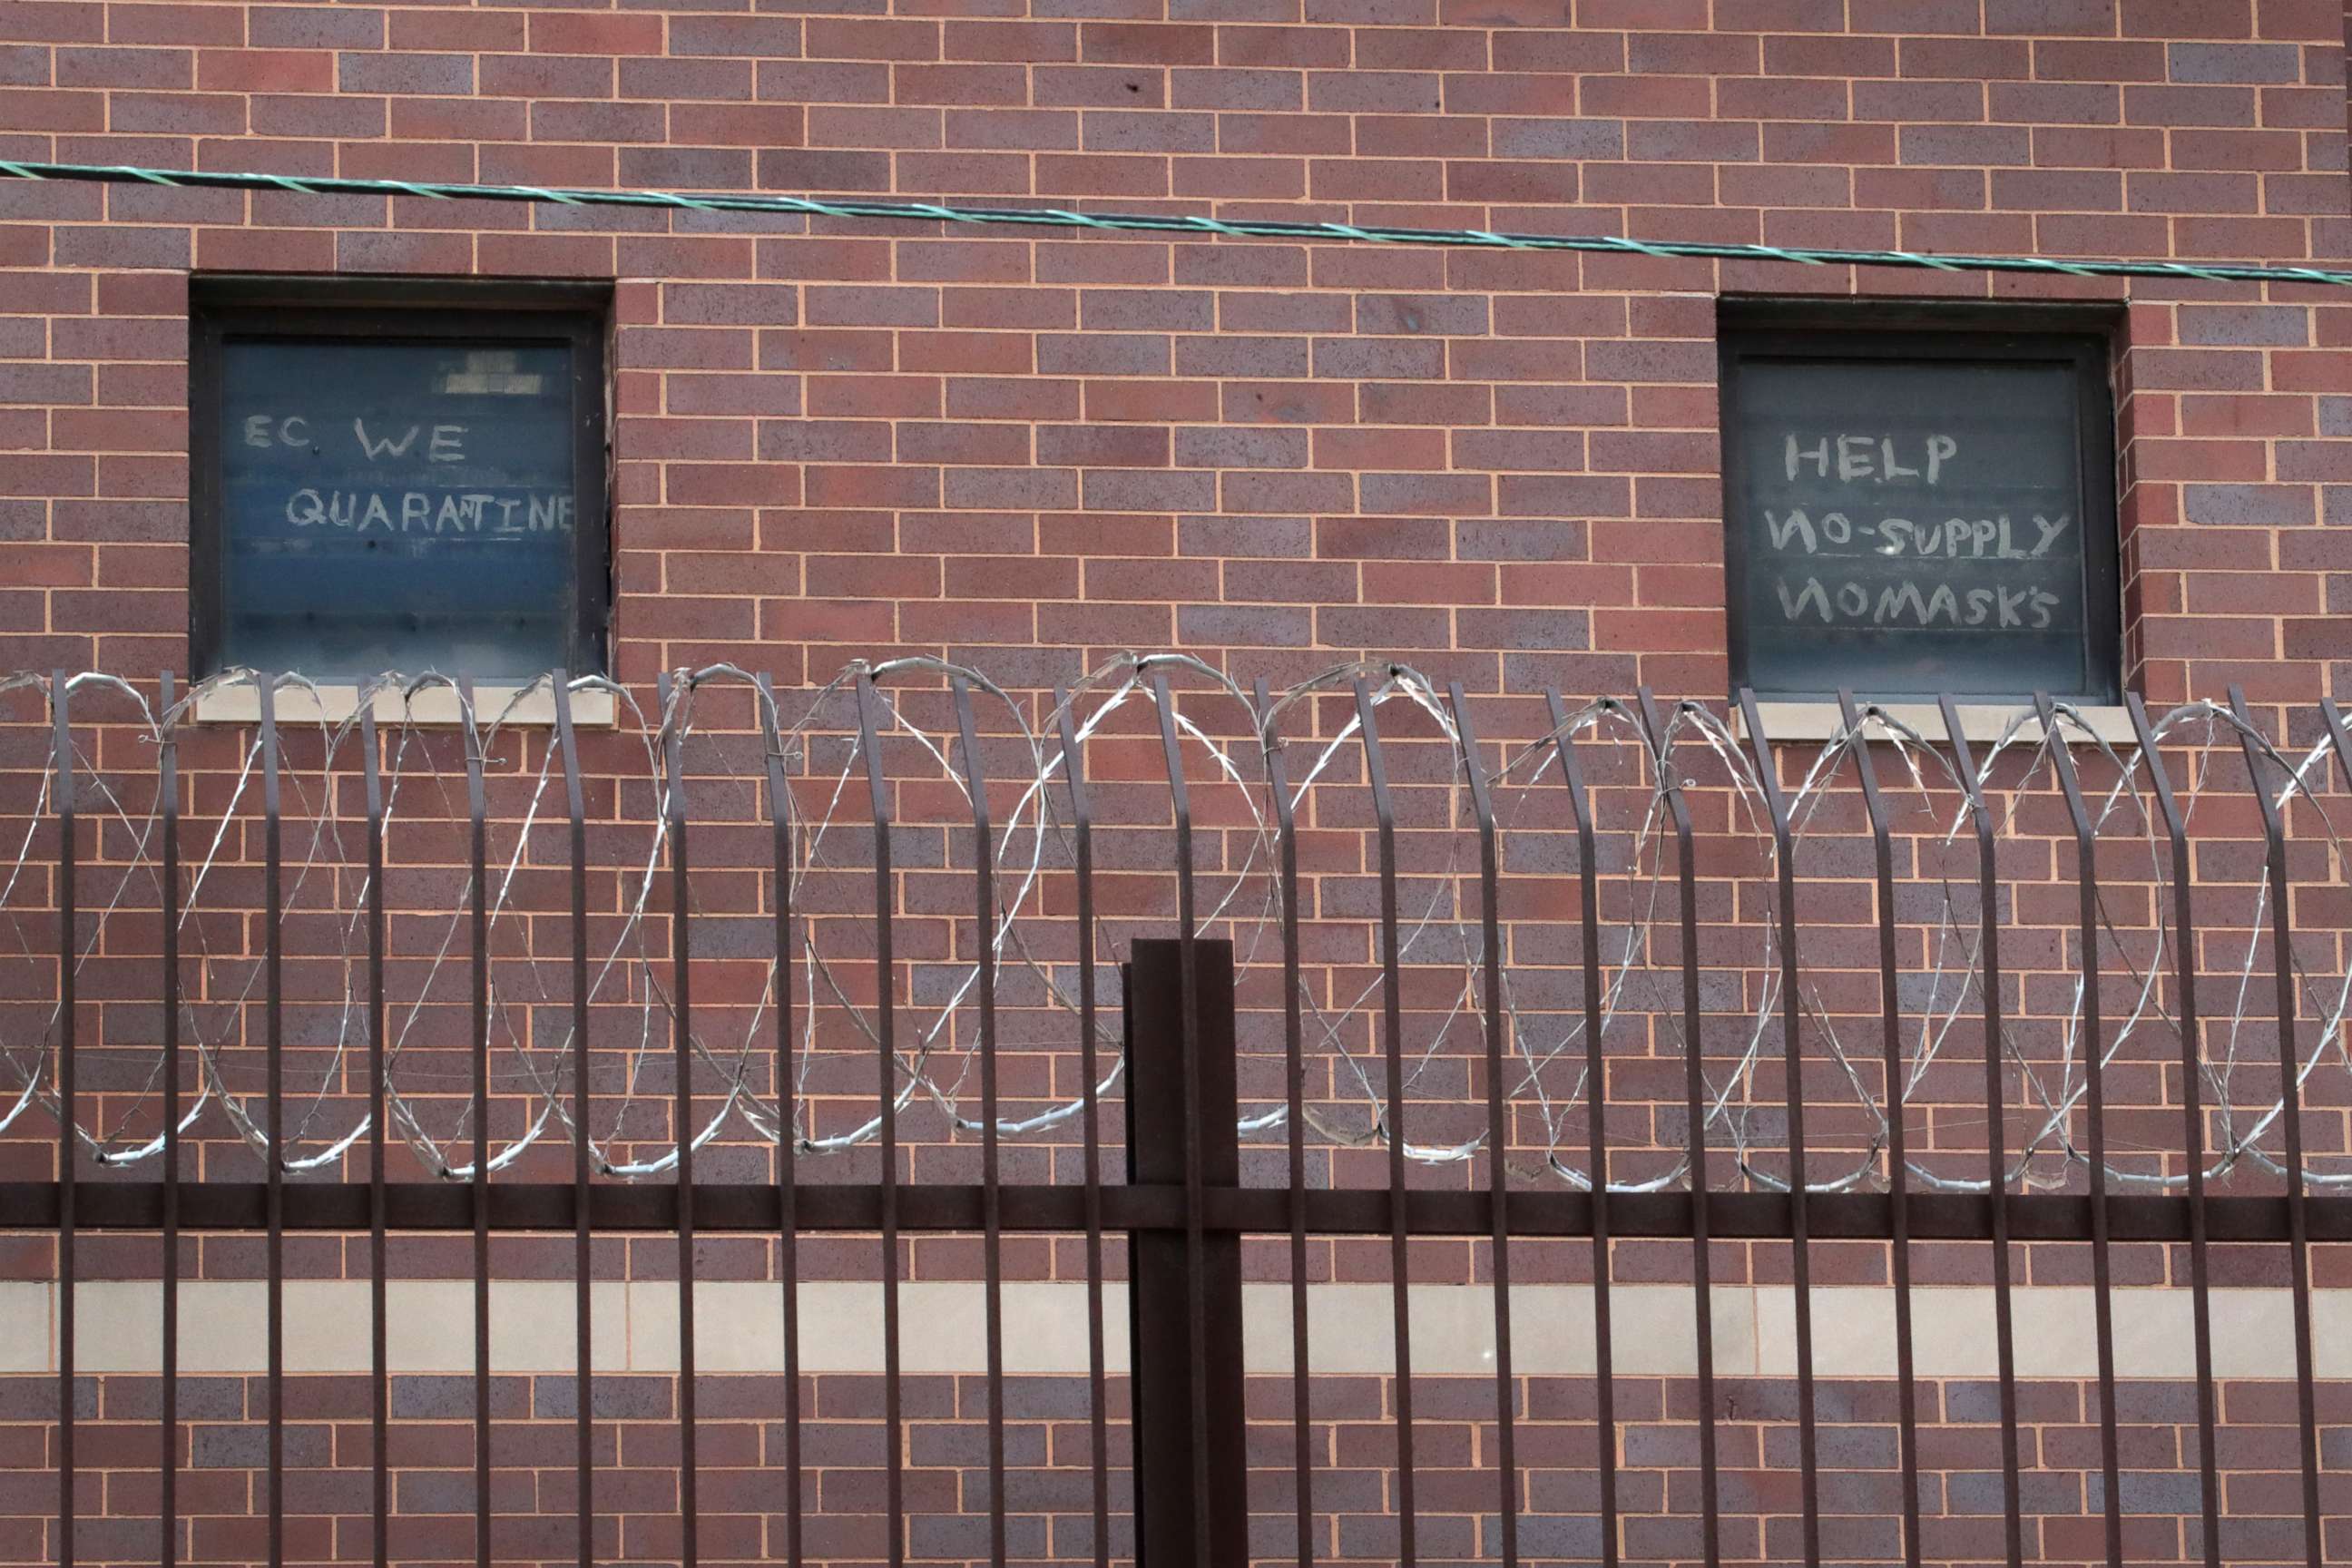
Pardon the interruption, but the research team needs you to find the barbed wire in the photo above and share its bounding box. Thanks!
[6,657,2349,1197]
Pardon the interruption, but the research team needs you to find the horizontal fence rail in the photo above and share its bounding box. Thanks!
[1,656,2348,1568]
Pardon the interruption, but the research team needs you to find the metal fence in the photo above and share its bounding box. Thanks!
[3,657,2349,1567]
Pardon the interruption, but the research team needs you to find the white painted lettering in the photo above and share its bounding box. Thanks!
[1926,435,1957,485]
[1874,582,1928,624]
[353,420,421,461]
[1766,508,1817,552]
[1837,435,1875,482]
[1776,577,1832,623]
[1785,436,1829,481]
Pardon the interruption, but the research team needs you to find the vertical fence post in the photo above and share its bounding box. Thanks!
[1735,688,1821,1568]
[259,676,286,1568]
[1634,690,1720,1568]
[553,674,595,1568]
[1054,686,1114,1568]
[2128,693,2221,1568]
[657,671,700,1568]
[2035,694,2123,1568]
[1447,683,1518,1568]
[1123,936,1244,1568]
[1837,693,1921,1568]
[1939,699,2025,1568]
[157,671,181,1568]
[358,692,388,1568]
[2226,688,2323,1568]
[456,677,492,1568]
[50,673,74,1568]
[756,673,803,1568]
[1254,680,1315,1568]
[1352,678,1420,1568]
[852,671,906,1568]
[1544,691,1616,1568]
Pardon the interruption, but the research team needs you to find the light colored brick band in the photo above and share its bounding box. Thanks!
[9,1280,2346,1380]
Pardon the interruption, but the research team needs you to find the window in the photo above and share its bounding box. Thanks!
[191,279,610,680]
[1719,304,2121,705]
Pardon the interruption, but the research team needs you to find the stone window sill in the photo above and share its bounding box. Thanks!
[189,681,617,729]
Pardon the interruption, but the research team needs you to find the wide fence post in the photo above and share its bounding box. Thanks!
[1123,936,1245,1567]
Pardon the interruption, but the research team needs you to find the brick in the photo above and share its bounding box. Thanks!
[949,26,1081,74]
[530,12,665,56]
[669,15,799,58]
[1081,24,1215,66]
[196,47,330,93]
[248,5,379,49]
[2121,0,2254,38]
[2123,84,2260,127]
[55,44,186,88]
[337,52,472,96]
[806,18,939,63]
[1984,0,2117,32]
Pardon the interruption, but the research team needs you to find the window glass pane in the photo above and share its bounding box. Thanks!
[217,338,578,678]
[1727,350,2112,701]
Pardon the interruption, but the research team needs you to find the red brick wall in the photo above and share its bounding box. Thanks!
[0,0,2346,699]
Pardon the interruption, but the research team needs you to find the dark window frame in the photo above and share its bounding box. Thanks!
[1717,299,2123,705]
[189,276,612,680]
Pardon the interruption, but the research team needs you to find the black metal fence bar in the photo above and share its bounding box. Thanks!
[14,1181,2345,1238]
[1353,678,1420,1568]
[1737,688,1823,1568]
[852,670,906,1568]
[1052,684,1112,1568]
[2124,691,2222,1568]
[1938,698,2025,1568]
[950,675,1012,1568]
[554,675,595,1568]
[1544,688,1618,1568]
[48,675,73,1568]
[157,672,181,1568]
[459,679,492,1568]
[1148,670,1218,1568]
[1636,688,1721,1568]
[1837,691,1923,1568]
[358,693,389,1568]
[18,673,2352,1568]
[2037,692,2125,1568]
[1450,683,1519,1568]
[2228,687,2325,1568]
[259,677,287,1568]
[756,671,804,1568]
[657,673,701,1568]
[1255,676,1315,1568]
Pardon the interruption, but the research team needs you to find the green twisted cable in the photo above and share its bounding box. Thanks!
[4,157,2348,288]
